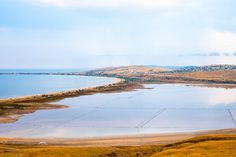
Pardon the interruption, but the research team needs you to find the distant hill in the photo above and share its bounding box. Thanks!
[147,65,236,72]
[145,65,189,70]
[83,65,236,75]
[174,65,236,72]
[82,64,236,84]
[82,65,170,76]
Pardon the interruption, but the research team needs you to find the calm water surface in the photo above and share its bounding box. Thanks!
[0,73,115,98]
[0,84,235,138]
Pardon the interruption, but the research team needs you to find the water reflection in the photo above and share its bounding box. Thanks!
[206,90,236,106]
[0,84,235,138]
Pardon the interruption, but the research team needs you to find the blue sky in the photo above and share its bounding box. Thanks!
[0,0,236,68]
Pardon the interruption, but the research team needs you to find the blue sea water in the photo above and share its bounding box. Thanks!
[0,69,85,73]
[0,69,115,98]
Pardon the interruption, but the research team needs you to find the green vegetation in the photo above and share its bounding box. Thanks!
[0,135,236,157]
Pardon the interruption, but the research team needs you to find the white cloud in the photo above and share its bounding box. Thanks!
[204,30,236,52]
[24,0,196,9]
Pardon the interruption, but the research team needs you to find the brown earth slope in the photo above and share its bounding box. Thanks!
[0,133,236,157]
[83,65,236,85]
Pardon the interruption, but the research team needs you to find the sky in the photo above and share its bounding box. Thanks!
[0,0,236,69]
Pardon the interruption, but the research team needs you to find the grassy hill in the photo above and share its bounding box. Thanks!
[82,65,236,84]
[0,134,236,157]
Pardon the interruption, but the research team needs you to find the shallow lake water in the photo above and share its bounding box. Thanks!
[0,84,235,138]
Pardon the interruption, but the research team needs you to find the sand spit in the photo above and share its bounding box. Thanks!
[0,78,144,123]
[0,78,143,104]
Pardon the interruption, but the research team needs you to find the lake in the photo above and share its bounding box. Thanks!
[0,84,235,138]
[0,71,115,98]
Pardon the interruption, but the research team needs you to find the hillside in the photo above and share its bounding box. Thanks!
[82,65,236,84]
[1,134,236,157]
[83,65,169,76]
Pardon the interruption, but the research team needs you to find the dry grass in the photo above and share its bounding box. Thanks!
[160,70,236,83]
[151,135,236,157]
[0,135,236,157]
[85,66,236,84]
[103,66,168,75]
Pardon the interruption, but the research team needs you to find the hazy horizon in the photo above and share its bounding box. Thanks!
[0,62,235,70]
[1,0,236,68]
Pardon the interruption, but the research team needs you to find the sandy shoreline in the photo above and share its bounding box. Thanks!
[0,129,235,147]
